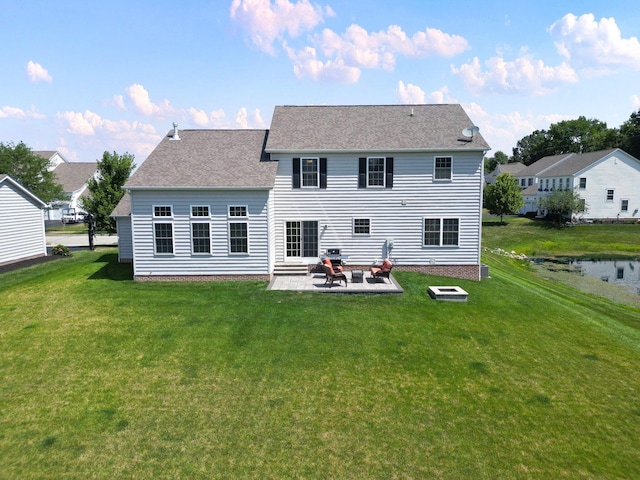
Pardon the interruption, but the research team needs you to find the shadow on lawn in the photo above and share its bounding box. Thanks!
[88,253,132,281]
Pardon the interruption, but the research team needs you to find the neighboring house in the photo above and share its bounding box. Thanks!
[0,174,47,266]
[34,151,98,221]
[517,149,640,219]
[485,162,525,185]
[113,104,490,281]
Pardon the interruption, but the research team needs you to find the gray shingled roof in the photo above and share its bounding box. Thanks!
[111,192,130,217]
[265,104,490,152]
[33,150,57,161]
[125,129,277,189]
[53,162,97,192]
[518,153,573,176]
[539,149,619,177]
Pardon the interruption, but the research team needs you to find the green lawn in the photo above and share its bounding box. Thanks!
[483,215,640,258]
[1,249,639,479]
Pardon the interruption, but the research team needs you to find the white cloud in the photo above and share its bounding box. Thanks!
[285,44,361,82]
[230,0,334,54]
[25,61,52,83]
[631,94,640,111]
[549,13,640,75]
[452,55,578,96]
[427,85,457,104]
[397,81,425,104]
[0,106,27,119]
[124,84,177,119]
[56,109,161,161]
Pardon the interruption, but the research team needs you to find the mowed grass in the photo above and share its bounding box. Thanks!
[483,215,640,258]
[1,250,640,479]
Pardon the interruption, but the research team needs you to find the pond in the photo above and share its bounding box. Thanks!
[570,259,640,295]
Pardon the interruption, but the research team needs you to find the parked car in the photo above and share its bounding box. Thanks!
[61,208,85,224]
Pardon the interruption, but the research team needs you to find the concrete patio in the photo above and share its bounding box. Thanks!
[267,271,403,294]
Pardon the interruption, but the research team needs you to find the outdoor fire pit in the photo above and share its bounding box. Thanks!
[428,286,469,302]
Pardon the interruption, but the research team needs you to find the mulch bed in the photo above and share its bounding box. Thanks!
[0,255,65,275]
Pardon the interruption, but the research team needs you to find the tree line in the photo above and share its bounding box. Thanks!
[0,142,134,233]
[485,109,640,173]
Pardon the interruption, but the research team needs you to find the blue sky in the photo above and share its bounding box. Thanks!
[2,0,639,166]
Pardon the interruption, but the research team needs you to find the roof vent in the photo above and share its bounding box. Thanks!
[170,122,180,141]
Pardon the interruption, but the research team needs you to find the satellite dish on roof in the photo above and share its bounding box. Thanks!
[462,125,480,141]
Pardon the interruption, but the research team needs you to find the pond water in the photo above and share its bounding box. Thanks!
[569,259,640,295]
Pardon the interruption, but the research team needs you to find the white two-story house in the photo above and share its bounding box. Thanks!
[113,104,490,281]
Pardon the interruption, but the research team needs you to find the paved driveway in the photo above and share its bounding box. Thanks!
[46,234,118,248]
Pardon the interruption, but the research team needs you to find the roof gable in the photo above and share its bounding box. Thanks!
[53,162,98,192]
[265,104,490,152]
[125,129,277,189]
[0,174,47,207]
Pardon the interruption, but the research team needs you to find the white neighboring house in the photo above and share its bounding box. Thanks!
[34,151,98,222]
[517,149,640,220]
[0,174,47,266]
[112,104,490,281]
[485,162,525,185]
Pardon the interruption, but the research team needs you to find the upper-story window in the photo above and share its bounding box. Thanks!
[358,157,393,188]
[191,205,210,217]
[293,158,327,189]
[606,189,614,202]
[621,199,629,212]
[579,177,587,189]
[229,205,248,217]
[434,157,452,181]
[153,205,172,217]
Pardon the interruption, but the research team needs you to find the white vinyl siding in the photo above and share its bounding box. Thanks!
[0,180,46,265]
[271,152,482,267]
[130,190,271,277]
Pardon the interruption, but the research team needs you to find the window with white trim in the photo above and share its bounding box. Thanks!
[191,222,211,254]
[579,177,587,189]
[229,205,248,217]
[423,218,459,246]
[301,157,319,187]
[621,199,629,212]
[191,205,210,217]
[153,205,172,217]
[606,189,614,202]
[368,157,385,187]
[229,222,248,254]
[434,157,452,181]
[353,218,370,235]
[154,223,174,254]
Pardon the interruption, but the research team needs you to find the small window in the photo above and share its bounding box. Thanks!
[606,189,614,202]
[558,178,563,190]
[520,178,526,187]
[191,205,210,217]
[353,218,370,235]
[229,222,248,254]
[154,223,173,254]
[301,157,319,187]
[617,267,624,280]
[154,205,172,217]
[621,199,629,212]
[552,178,556,190]
[579,177,587,189]
[191,223,211,254]
[434,157,452,180]
[545,179,550,190]
[528,178,533,186]
[229,205,248,217]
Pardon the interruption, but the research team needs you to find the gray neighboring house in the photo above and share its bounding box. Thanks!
[485,162,525,184]
[0,174,47,266]
[34,151,97,221]
[113,104,490,281]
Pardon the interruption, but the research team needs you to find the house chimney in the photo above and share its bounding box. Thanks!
[170,122,180,141]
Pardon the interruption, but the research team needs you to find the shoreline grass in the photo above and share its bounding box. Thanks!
[1,249,639,478]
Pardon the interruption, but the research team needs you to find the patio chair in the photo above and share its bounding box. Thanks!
[323,257,344,272]
[370,259,393,283]
[323,264,347,287]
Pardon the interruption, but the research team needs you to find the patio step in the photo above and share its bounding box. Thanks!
[273,262,309,276]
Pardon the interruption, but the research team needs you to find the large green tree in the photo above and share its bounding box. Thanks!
[0,141,67,203]
[484,150,509,174]
[81,151,135,233]
[619,110,640,159]
[538,189,587,225]
[484,173,524,224]
[512,117,620,165]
